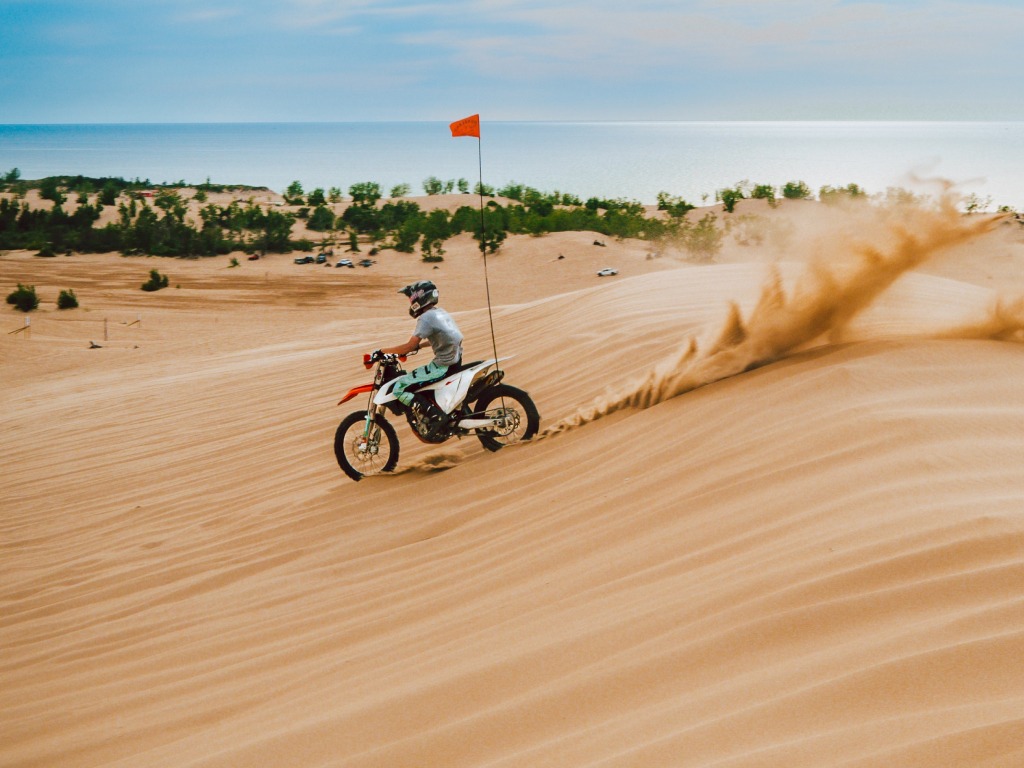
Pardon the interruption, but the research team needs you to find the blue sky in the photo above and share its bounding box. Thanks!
[1,0,1022,123]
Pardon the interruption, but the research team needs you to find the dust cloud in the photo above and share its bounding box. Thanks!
[542,198,1015,437]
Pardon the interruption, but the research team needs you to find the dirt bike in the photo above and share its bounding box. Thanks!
[335,352,540,481]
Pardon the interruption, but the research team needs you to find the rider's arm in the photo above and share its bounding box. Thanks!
[380,335,422,356]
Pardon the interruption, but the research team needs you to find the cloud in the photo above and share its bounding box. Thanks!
[2,0,1021,121]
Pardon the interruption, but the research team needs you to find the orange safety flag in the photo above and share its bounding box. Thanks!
[449,114,480,138]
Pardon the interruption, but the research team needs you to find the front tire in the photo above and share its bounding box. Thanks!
[474,384,540,452]
[335,410,400,481]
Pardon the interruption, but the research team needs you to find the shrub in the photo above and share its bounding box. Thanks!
[141,269,169,292]
[306,205,335,231]
[6,283,39,312]
[819,184,866,205]
[782,180,812,200]
[656,192,695,218]
[57,288,78,309]
[717,186,746,213]
[751,184,777,207]
[685,213,723,261]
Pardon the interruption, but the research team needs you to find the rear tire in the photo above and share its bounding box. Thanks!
[474,384,540,452]
[335,410,400,481]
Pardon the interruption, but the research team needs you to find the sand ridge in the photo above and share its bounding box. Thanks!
[2,195,1024,767]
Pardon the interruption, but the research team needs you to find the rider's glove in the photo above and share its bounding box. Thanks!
[370,349,384,362]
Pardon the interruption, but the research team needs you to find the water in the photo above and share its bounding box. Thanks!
[1,121,1021,208]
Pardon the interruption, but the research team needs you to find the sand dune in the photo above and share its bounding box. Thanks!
[2,197,1024,767]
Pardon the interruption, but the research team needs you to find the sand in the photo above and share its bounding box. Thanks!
[2,194,1024,767]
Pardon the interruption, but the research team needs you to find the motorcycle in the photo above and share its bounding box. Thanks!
[335,352,540,481]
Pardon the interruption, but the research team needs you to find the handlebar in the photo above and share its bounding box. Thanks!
[364,351,407,369]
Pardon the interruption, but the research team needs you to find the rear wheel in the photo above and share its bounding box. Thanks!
[474,384,540,452]
[335,410,400,481]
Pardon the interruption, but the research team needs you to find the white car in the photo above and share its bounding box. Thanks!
[596,267,618,277]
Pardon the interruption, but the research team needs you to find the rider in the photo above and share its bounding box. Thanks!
[374,280,463,437]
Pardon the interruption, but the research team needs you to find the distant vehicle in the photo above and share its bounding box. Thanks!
[315,253,328,264]
[335,259,355,268]
[596,267,618,277]
[294,256,315,264]
[358,259,375,267]
[247,254,260,261]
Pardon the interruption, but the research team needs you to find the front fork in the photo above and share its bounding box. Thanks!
[362,404,386,440]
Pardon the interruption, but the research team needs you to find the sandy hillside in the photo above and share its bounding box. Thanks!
[2,197,1024,767]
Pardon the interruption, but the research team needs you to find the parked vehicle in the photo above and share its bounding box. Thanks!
[358,259,375,267]
[596,267,619,277]
[316,253,328,264]
[294,255,315,264]
[335,259,355,268]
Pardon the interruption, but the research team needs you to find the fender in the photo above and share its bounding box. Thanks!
[339,383,374,405]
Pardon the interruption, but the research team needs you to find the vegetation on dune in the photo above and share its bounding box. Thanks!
[141,269,170,292]
[2,169,1016,268]
[57,288,78,309]
[6,282,39,312]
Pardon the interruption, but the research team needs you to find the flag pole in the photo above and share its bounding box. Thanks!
[475,132,502,375]
[451,114,501,375]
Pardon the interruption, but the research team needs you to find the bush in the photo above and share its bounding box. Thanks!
[717,186,746,213]
[141,269,169,292]
[819,184,866,205]
[782,180,812,200]
[6,283,39,312]
[751,184,777,207]
[57,288,78,309]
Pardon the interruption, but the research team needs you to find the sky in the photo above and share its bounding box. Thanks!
[1,0,1022,123]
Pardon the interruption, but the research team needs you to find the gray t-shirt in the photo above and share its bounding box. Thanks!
[414,307,463,366]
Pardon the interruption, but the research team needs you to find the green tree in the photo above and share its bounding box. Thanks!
[307,204,335,231]
[3,167,20,184]
[349,181,382,207]
[389,183,410,198]
[141,269,169,292]
[782,180,812,200]
[100,181,120,206]
[307,187,326,206]
[285,180,305,203]
[717,185,746,213]
[6,283,39,312]
[328,186,343,203]
[656,192,695,218]
[57,289,78,309]
[420,209,450,260]
[819,183,866,205]
[39,177,65,206]
[751,184,777,207]
[422,176,443,195]
[473,208,506,254]
[683,213,723,262]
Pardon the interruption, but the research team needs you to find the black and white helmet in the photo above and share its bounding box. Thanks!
[398,280,439,318]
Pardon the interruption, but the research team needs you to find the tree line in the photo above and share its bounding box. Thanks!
[1,169,877,262]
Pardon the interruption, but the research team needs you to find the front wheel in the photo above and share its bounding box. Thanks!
[335,410,400,481]
[474,384,540,452]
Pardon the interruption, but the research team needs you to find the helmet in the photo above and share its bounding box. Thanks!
[398,280,439,318]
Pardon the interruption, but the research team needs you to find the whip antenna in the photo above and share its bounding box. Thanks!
[450,113,501,375]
